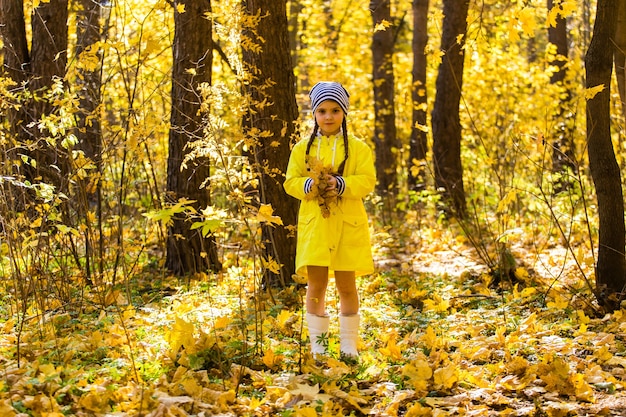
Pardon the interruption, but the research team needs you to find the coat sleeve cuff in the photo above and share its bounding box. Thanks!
[334,175,346,195]
[304,178,313,194]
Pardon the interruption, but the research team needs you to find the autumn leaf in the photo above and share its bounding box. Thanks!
[166,316,196,355]
[379,331,403,361]
[374,19,392,32]
[402,359,433,393]
[585,84,605,99]
[422,293,450,313]
[305,157,338,218]
[516,7,537,37]
[262,255,282,274]
[433,363,458,390]
[262,348,285,369]
[256,203,283,226]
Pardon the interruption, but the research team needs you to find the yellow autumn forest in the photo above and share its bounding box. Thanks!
[1,0,626,415]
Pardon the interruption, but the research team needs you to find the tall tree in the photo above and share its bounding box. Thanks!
[74,0,106,282]
[408,0,429,192]
[0,0,69,190]
[166,0,222,275]
[370,0,398,199]
[548,0,576,190]
[242,0,299,286]
[431,0,469,217]
[585,0,624,311]
[75,0,104,177]
[615,0,626,121]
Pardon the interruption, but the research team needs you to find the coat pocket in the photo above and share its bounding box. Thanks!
[297,214,317,242]
[340,215,370,247]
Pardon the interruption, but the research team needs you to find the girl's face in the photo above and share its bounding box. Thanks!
[315,100,344,136]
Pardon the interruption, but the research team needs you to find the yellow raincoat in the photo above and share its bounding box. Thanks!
[284,133,376,278]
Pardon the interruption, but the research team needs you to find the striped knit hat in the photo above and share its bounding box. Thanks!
[309,81,350,115]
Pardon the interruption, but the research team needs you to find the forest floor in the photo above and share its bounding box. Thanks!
[2,220,626,416]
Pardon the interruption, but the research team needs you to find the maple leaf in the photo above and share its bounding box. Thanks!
[290,383,320,401]
[166,317,196,356]
[262,349,283,369]
[374,19,392,32]
[422,293,450,313]
[420,325,442,350]
[516,7,537,37]
[256,203,283,226]
[305,157,339,218]
[585,84,605,99]
[402,359,432,393]
[433,363,458,390]
[559,1,577,17]
[262,255,282,274]
[379,331,403,361]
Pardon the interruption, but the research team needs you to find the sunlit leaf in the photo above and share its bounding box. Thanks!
[433,363,458,390]
[256,203,283,226]
[167,317,196,355]
[585,84,605,99]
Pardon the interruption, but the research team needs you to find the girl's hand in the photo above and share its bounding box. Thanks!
[325,174,337,191]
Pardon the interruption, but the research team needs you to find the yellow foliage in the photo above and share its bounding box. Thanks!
[379,331,404,361]
[304,157,339,218]
[256,203,283,226]
[402,359,433,393]
[585,84,605,99]
[433,363,458,390]
[422,293,450,313]
[167,316,196,355]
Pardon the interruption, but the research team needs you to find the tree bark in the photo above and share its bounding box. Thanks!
[370,0,398,198]
[166,0,222,275]
[431,0,469,217]
[585,0,624,311]
[409,0,429,192]
[242,0,299,287]
[0,0,69,192]
[0,0,29,84]
[74,0,106,282]
[548,0,577,190]
[615,0,626,122]
[75,0,104,173]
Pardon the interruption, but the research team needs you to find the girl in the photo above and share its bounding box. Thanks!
[284,81,376,360]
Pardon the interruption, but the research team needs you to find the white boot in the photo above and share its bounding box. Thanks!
[306,313,330,357]
[340,314,360,360]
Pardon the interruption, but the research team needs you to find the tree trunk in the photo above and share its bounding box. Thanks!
[431,0,469,217]
[615,0,626,122]
[0,0,30,177]
[75,0,104,174]
[0,0,69,192]
[585,0,624,311]
[409,0,429,192]
[548,0,577,191]
[166,0,222,276]
[74,0,106,282]
[242,0,299,287]
[0,0,29,84]
[370,0,398,198]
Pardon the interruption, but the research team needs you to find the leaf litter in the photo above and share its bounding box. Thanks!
[1,222,626,416]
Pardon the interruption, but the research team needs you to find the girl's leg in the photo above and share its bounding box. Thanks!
[306,266,330,357]
[334,270,358,315]
[335,270,359,359]
[306,265,329,315]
